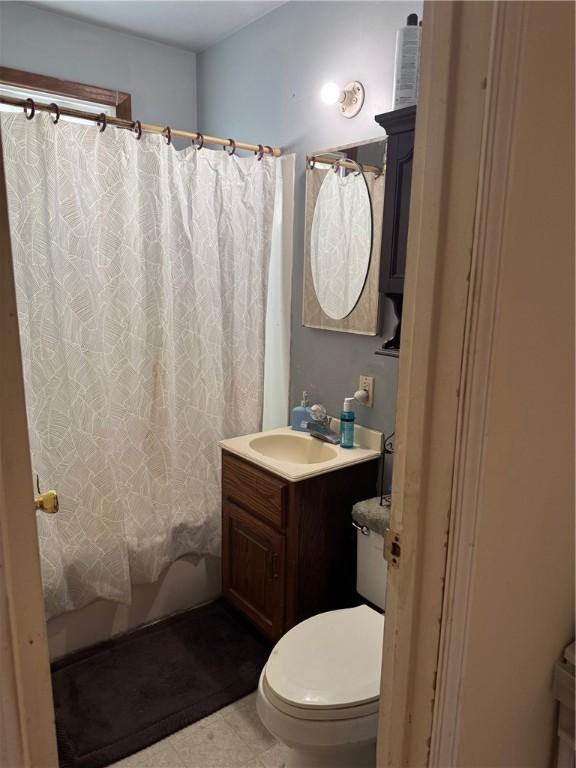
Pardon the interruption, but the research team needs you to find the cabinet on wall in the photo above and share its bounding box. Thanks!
[222,451,378,641]
[375,105,417,355]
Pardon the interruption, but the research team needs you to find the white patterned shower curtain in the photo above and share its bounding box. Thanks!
[1,112,279,619]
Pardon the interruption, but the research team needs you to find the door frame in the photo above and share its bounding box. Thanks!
[429,3,527,762]
[377,2,497,765]
[0,127,58,766]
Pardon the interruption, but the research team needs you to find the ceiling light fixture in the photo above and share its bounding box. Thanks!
[320,81,365,119]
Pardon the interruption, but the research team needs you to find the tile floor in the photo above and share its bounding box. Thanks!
[111,693,289,768]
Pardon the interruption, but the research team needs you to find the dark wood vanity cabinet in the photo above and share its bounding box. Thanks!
[375,105,417,353]
[223,501,286,638]
[222,451,378,641]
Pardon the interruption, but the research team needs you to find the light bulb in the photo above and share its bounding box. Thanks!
[320,82,342,105]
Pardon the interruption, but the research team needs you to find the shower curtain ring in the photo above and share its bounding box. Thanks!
[332,159,341,173]
[97,113,107,133]
[193,133,204,150]
[306,156,316,170]
[349,159,363,176]
[48,103,60,124]
[264,146,273,157]
[24,98,35,120]
[255,144,264,161]
[162,126,172,146]
[225,138,236,156]
[132,120,142,140]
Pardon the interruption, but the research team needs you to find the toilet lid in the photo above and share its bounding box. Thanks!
[264,605,384,710]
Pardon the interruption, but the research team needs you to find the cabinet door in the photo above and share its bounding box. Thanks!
[222,501,285,640]
[375,105,417,296]
[380,129,414,294]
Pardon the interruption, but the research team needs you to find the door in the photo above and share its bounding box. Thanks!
[0,129,58,766]
[222,501,285,640]
[377,1,574,765]
[430,3,575,765]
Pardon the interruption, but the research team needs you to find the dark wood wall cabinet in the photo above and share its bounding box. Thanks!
[375,105,417,356]
[222,451,378,641]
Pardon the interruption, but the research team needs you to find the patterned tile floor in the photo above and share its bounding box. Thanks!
[111,693,289,768]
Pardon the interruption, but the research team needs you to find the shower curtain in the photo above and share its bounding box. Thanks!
[1,112,278,619]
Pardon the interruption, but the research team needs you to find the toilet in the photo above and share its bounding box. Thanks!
[257,524,387,768]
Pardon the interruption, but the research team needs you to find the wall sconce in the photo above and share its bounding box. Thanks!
[320,81,365,119]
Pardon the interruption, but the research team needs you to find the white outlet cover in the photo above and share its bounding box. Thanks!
[358,375,374,407]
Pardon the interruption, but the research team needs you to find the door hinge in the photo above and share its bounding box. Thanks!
[384,527,401,568]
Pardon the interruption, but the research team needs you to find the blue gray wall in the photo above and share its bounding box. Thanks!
[198,1,421,434]
[0,0,422,437]
[0,2,197,134]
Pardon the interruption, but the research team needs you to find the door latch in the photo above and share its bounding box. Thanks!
[384,527,401,568]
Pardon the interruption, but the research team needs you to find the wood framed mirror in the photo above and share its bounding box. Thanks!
[302,137,386,335]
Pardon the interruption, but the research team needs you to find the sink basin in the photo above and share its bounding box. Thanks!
[248,433,338,464]
[220,426,383,482]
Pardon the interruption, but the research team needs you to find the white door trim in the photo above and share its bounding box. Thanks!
[376,3,496,765]
[429,3,529,762]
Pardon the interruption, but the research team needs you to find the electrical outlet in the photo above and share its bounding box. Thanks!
[358,375,374,407]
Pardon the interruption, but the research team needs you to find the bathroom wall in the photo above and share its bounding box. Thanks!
[0,2,197,133]
[198,0,423,435]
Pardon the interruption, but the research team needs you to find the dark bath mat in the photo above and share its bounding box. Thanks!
[51,599,271,768]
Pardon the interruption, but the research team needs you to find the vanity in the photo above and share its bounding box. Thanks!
[220,427,381,641]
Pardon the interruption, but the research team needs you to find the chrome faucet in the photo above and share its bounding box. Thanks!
[307,404,341,445]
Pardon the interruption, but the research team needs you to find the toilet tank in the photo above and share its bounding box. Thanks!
[356,527,387,610]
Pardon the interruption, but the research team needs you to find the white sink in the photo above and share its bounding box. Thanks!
[220,426,383,482]
[249,433,338,464]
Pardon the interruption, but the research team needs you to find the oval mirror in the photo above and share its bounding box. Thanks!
[310,169,372,320]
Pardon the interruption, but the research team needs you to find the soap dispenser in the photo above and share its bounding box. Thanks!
[340,397,356,448]
[291,391,311,432]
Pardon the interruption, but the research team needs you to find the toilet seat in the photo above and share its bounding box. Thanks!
[262,676,379,721]
[263,605,384,721]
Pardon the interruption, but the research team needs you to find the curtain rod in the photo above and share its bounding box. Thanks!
[307,154,383,176]
[0,95,282,157]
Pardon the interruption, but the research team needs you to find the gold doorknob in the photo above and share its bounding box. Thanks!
[35,490,59,514]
